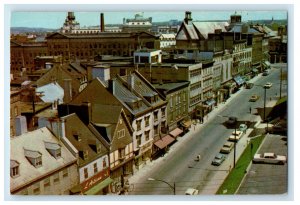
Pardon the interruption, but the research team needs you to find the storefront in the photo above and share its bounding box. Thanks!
[134,140,152,170]
[233,75,245,88]
[181,118,192,133]
[152,135,175,158]
[70,168,113,195]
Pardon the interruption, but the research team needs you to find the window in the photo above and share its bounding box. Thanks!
[154,111,158,122]
[136,120,142,131]
[136,134,142,147]
[45,142,61,159]
[33,183,40,195]
[118,129,125,139]
[10,160,19,178]
[144,116,150,127]
[73,132,81,141]
[43,177,50,188]
[103,159,107,168]
[53,173,60,183]
[84,168,88,179]
[119,148,125,159]
[93,163,98,174]
[154,125,159,135]
[145,130,150,141]
[161,108,166,117]
[62,168,68,178]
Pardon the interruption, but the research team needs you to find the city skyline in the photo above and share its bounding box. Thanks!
[11,11,287,29]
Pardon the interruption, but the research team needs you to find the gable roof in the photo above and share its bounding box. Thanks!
[176,22,199,41]
[70,77,120,106]
[10,127,77,193]
[61,113,109,167]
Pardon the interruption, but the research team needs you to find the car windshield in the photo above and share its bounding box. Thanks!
[216,154,222,159]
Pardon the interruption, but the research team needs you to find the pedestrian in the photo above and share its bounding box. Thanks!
[249,107,252,114]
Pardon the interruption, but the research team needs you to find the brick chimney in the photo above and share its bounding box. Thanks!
[184,11,193,25]
[108,79,115,95]
[63,79,72,102]
[100,13,105,32]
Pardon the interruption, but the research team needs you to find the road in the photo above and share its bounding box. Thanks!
[128,64,288,195]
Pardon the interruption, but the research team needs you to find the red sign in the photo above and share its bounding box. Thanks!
[81,168,110,192]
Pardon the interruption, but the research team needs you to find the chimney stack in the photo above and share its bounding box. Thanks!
[63,79,72,102]
[127,74,134,91]
[100,13,105,32]
[81,102,92,124]
[15,116,28,136]
[184,11,192,24]
[108,79,115,95]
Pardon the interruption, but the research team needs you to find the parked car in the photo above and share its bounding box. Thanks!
[252,152,287,165]
[264,82,273,88]
[185,188,199,195]
[245,82,254,89]
[269,121,287,134]
[239,124,248,133]
[220,142,234,154]
[211,153,226,166]
[249,94,259,102]
[226,116,237,125]
[228,130,243,142]
[262,70,270,76]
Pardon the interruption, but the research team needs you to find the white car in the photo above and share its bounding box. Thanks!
[185,188,199,195]
[264,82,273,88]
[239,124,247,133]
[220,142,234,154]
[252,152,287,165]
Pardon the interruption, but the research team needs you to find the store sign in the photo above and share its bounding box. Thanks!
[81,168,110,192]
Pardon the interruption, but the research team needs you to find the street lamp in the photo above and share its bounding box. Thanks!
[147,178,176,195]
[217,115,237,168]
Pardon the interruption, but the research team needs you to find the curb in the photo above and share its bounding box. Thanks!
[234,133,269,194]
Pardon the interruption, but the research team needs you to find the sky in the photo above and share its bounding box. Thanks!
[10,11,288,29]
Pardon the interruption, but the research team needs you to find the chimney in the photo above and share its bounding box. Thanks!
[81,102,92,124]
[15,116,28,136]
[108,79,115,95]
[100,13,105,32]
[127,74,134,91]
[63,79,72,102]
[184,11,192,24]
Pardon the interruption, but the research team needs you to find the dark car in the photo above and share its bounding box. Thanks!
[245,82,254,89]
[227,116,237,125]
[212,153,226,166]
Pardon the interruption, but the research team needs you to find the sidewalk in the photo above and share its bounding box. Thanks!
[128,74,264,194]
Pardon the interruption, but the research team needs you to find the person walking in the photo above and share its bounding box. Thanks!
[249,107,252,114]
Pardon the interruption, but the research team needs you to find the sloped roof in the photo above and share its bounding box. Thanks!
[61,113,109,166]
[193,21,229,39]
[10,127,77,192]
[176,22,199,40]
[91,104,122,125]
[36,82,64,103]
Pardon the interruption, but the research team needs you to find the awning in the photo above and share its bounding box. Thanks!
[233,75,245,86]
[205,99,216,106]
[84,177,113,195]
[154,135,175,149]
[169,128,183,138]
[182,119,192,128]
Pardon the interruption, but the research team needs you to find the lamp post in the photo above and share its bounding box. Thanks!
[148,178,176,195]
[217,115,237,168]
[263,86,267,122]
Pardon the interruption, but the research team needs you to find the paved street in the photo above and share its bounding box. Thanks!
[128,64,287,195]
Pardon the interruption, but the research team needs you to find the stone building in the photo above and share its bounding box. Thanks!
[122,12,152,32]
[10,127,79,195]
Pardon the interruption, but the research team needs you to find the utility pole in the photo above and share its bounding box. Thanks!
[263,87,267,122]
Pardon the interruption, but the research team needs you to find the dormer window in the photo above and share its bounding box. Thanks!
[10,160,20,178]
[24,149,42,168]
[73,131,81,141]
[44,141,61,159]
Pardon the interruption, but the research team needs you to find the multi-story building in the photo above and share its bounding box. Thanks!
[69,69,167,170]
[153,81,190,135]
[269,26,287,63]
[158,34,176,49]
[46,31,158,63]
[10,90,22,137]
[57,103,134,194]
[122,12,152,32]
[10,127,78,195]
[10,41,48,75]
[48,113,112,195]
